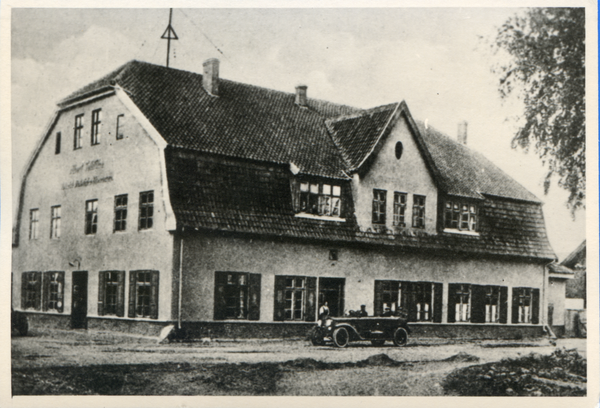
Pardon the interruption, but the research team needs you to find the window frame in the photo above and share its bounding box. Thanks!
[444,199,478,233]
[29,208,39,240]
[114,194,128,232]
[138,191,154,230]
[74,114,84,150]
[42,271,65,313]
[128,270,159,319]
[374,280,442,323]
[412,195,426,228]
[393,192,407,227]
[372,189,387,225]
[214,271,261,321]
[50,205,61,239]
[298,181,342,218]
[449,283,471,323]
[116,114,125,140]
[511,287,539,324]
[91,109,102,145]
[21,271,42,310]
[273,275,317,322]
[55,132,61,154]
[85,199,98,235]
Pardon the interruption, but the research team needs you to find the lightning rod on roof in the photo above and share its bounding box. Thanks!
[161,8,179,68]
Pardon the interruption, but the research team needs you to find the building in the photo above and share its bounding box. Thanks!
[562,240,586,337]
[12,59,567,339]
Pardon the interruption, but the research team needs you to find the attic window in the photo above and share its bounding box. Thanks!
[395,141,403,160]
[444,200,478,233]
[296,181,342,218]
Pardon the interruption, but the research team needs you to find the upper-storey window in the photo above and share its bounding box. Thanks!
[85,199,98,235]
[393,192,407,227]
[299,182,342,217]
[91,109,102,145]
[372,189,387,225]
[74,114,84,150]
[116,114,125,140]
[50,205,61,239]
[114,194,128,232]
[29,209,39,240]
[139,191,154,230]
[412,195,426,228]
[55,132,61,155]
[444,200,478,232]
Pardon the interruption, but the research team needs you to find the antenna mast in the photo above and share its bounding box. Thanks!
[161,8,179,68]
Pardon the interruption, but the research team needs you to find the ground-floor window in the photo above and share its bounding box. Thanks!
[374,280,442,322]
[318,277,345,318]
[448,284,508,324]
[42,271,64,313]
[214,272,261,320]
[21,271,42,310]
[98,271,125,317]
[273,275,317,321]
[512,287,539,324]
[128,270,159,319]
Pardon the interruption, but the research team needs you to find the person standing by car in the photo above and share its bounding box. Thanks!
[319,302,330,320]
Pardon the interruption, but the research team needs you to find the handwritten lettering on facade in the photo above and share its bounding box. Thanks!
[62,175,114,190]
[69,159,105,174]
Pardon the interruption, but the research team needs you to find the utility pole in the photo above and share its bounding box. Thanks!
[161,8,179,68]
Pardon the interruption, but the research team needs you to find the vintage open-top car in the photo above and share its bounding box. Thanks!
[311,314,410,348]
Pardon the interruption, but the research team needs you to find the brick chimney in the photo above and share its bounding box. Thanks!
[295,85,307,107]
[457,120,468,145]
[202,58,219,96]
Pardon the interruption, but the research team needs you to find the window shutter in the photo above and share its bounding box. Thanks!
[405,282,417,322]
[34,272,42,310]
[433,283,443,323]
[21,273,28,309]
[273,276,286,321]
[128,271,136,318]
[97,271,106,316]
[499,286,508,323]
[511,288,519,324]
[374,280,384,316]
[470,285,486,324]
[531,288,540,324]
[248,273,261,321]
[305,277,317,322]
[214,272,227,320]
[447,284,458,323]
[290,179,300,213]
[57,272,64,313]
[149,271,159,319]
[42,272,50,311]
[117,271,125,317]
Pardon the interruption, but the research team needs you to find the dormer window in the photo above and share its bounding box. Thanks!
[444,200,478,233]
[296,181,342,218]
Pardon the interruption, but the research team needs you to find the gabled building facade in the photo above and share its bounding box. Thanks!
[12,59,567,339]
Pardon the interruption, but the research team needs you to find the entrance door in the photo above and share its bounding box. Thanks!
[71,271,88,329]
[318,277,345,317]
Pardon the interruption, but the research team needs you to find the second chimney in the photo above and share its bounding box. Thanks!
[203,58,219,96]
[295,85,307,107]
[457,120,468,145]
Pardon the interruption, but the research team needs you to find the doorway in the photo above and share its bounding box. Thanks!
[71,271,88,329]
[318,277,345,317]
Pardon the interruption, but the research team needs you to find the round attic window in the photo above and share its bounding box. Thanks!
[395,141,404,160]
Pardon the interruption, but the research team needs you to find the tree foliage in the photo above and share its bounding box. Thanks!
[492,8,585,212]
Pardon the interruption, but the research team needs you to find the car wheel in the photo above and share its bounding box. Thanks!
[371,339,385,347]
[392,327,408,347]
[333,327,349,348]
[310,328,324,346]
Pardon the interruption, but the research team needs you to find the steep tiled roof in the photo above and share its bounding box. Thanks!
[561,240,586,268]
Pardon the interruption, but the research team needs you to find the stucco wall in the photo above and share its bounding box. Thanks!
[181,232,545,324]
[353,116,438,234]
[12,94,175,322]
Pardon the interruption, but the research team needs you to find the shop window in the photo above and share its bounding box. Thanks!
[512,287,540,324]
[128,270,159,319]
[393,192,407,226]
[114,194,128,232]
[444,200,478,232]
[273,275,317,321]
[297,181,342,217]
[318,277,345,318]
[29,209,39,240]
[374,280,442,322]
[116,114,125,140]
[412,195,426,228]
[74,114,84,150]
[55,132,61,154]
[85,199,98,235]
[448,284,471,322]
[21,271,42,310]
[42,271,64,313]
[139,191,154,230]
[214,272,261,320]
[98,271,125,316]
[91,109,102,145]
[50,206,61,239]
[372,189,387,224]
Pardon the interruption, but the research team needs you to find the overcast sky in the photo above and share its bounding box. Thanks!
[10,7,586,259]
